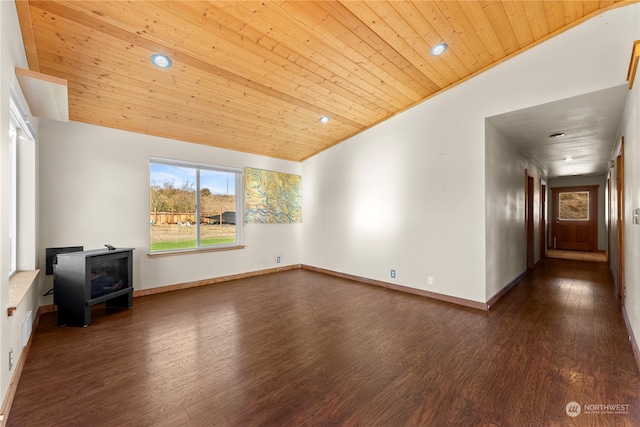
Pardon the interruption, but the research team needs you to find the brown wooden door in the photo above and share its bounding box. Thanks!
[551,186,598,251]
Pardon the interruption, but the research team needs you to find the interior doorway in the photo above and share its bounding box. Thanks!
[526,170,535,269]
[540,179,547,260]
[607,174,612,271]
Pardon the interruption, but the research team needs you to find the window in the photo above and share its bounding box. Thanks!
[8,86,35,275]
[559,191,589,221]
[149,158,242,253]
[8,119,17,276]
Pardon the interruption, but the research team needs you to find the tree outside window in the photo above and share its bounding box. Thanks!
[149,160,241,252]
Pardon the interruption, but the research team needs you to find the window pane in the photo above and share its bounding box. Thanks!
[150,161,241,252]
[150,163,196,251]
[9,121,17,274]
[200,170,236,247]
[559,191,589,220]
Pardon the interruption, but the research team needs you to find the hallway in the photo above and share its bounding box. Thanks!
[7,259,640,426]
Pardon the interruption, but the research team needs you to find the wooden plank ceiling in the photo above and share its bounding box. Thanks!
[16,0,631,161]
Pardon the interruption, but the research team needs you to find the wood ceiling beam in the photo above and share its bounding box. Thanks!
[15,0,39,71]
[628,40,640,89]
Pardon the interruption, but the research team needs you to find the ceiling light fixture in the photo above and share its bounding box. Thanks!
[319,116,330,124]
[150,54,172,68]
[549,132,565,138]
[564,157,573,162]
[430,42,448,56]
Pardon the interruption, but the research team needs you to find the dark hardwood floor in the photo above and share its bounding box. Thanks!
[8,259,640,426]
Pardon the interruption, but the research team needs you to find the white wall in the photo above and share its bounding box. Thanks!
[302,93,488,302]
[548,175,608,251]
[0,0,42,414]
[485,121,546,301]
[614,52,640,357]
[38,120,302,304]
[301,4,640,304]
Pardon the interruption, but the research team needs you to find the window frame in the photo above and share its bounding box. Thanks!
[8,118,17,276]
[149,157,243,254]
[8,86,35,276]
[558,190,590,221]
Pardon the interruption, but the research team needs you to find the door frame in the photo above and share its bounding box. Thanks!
[540,179,547,260]
[607,173,612,271]
[616,138,625,303]
[525,170,535,269]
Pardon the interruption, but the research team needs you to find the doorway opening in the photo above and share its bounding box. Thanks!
[526,170,535,269]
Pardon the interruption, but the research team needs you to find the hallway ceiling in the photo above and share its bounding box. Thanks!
[15,0,630,162]
[488,85,628,178]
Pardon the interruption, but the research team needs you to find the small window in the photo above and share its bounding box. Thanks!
[149,159,242,253]
[559,191,589,221]
[8,119,17,275]
[8,86,34,275]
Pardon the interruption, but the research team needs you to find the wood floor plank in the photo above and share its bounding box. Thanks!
[7,260,640,426]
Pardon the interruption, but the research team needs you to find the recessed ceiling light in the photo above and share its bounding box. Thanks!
[150,54,172,68]
[549,132,565,138]
[564,157,573,162]
[319,116,330,124]
[430,43,448,56]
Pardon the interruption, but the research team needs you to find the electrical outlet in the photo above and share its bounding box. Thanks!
[427,276,434,286]
[8,349,13,371]
[391,269,396,278]
[276,256,281,263]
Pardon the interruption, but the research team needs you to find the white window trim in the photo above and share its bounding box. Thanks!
[8,119,17,276]
[9,83,35,140]
[149,157,243,254]
[558,191,590,221]
[8,84,36,276]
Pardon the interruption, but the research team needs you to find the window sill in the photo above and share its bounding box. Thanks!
[8,269,40,317]
[147,245,245,258]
